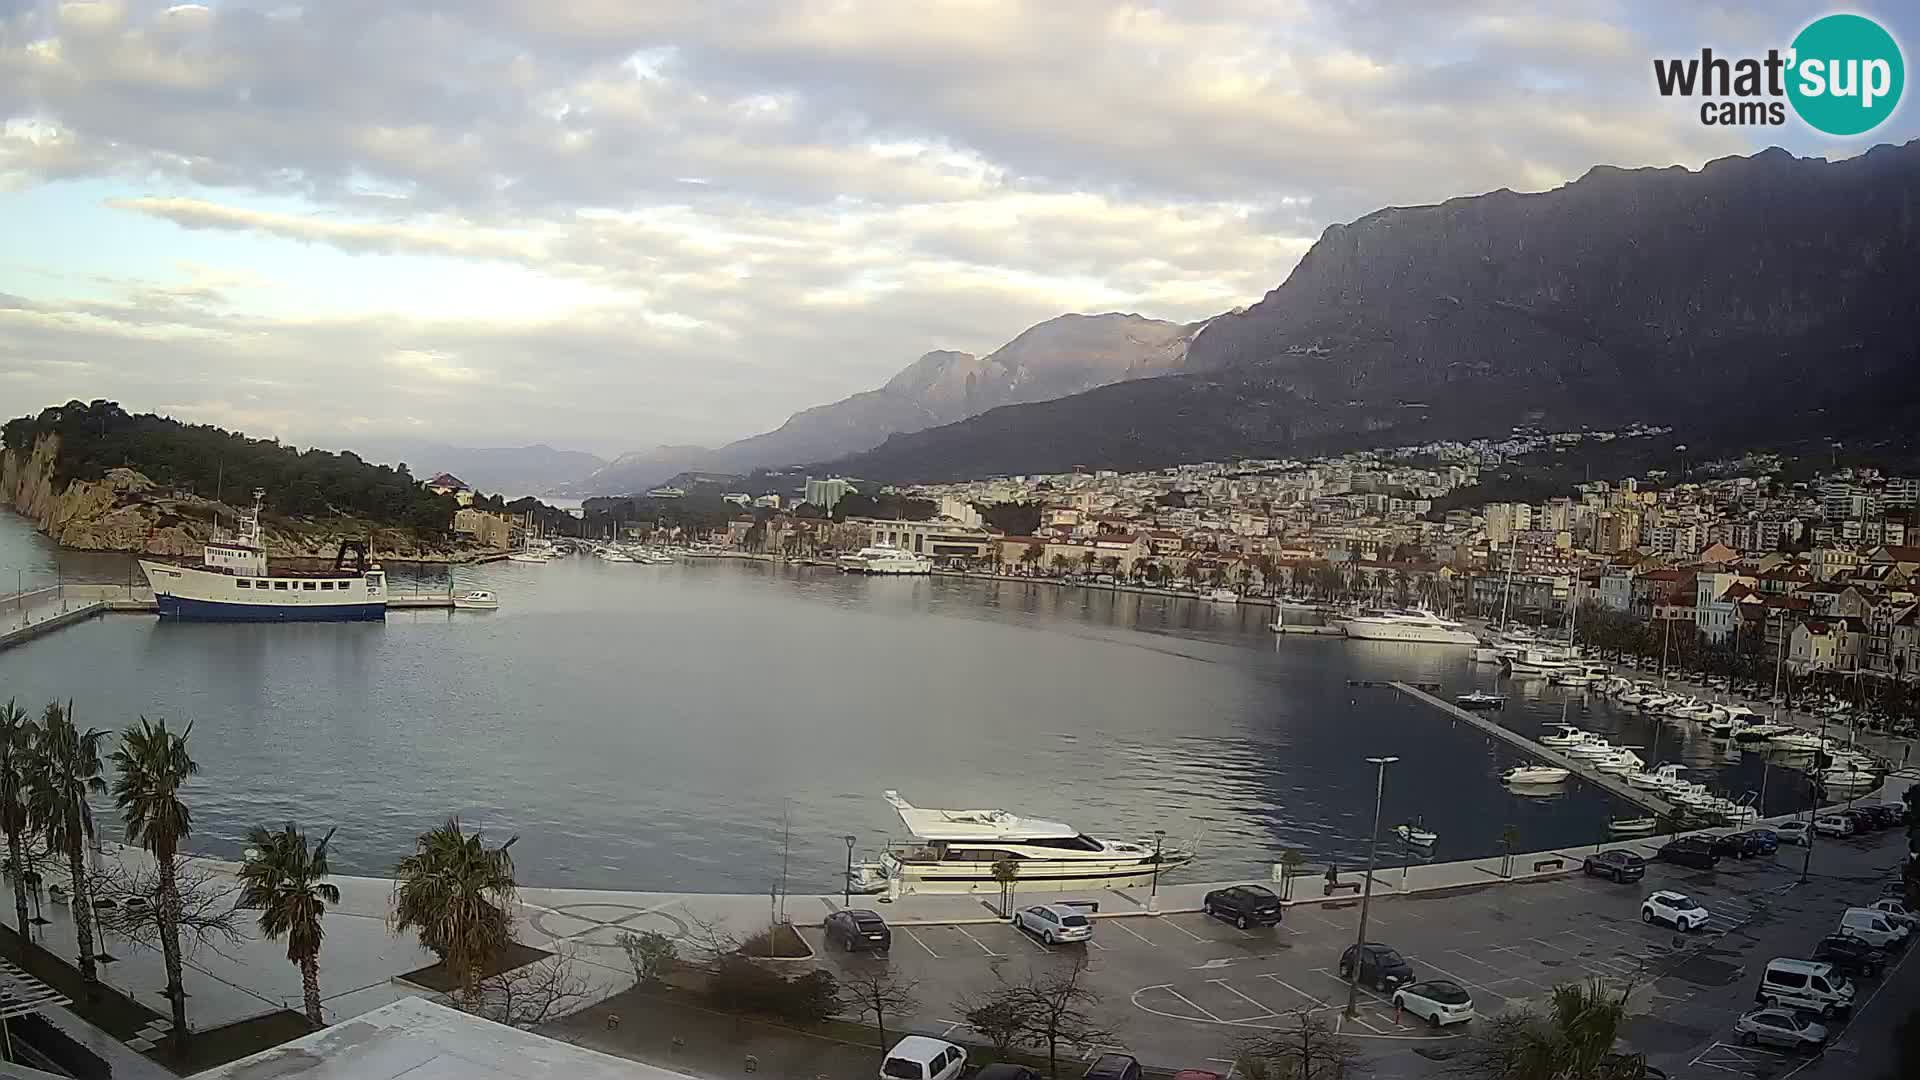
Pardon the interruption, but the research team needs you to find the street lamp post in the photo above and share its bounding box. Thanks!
[1346,755,1399,1018]
[1800,710,1830,885]
[842,834,856,907]
[1149,830,1167,906]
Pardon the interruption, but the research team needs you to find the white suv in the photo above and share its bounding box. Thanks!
[1642,890,1711,932]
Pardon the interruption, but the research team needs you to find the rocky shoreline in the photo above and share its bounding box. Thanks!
[2,436,498,565]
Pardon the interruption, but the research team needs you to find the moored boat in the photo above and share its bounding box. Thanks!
[1502,765,1571,786]
[139,490,387,621]
[840,545,934,575]
[1455,690,1506,710]
[451,590,499,610]
[1340,607,1478,645]
[1608,817,1658,835]
[874,791,1190,895]
[1394,822,1438,847]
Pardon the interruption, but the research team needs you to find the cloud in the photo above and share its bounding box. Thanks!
[0,0,1873,457]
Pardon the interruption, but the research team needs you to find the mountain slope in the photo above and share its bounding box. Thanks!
[580,312,1198,493]
[834,141,1920,482]
[349,439,604,497]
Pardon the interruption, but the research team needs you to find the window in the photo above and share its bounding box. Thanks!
[302,581,318,591]
[274,581,290,591]
[236,580,251,589]
[320,581,334,590]
[1770,971,1807,989]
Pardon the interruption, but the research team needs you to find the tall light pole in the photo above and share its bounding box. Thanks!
[1149,830,1167,905]
[843,834,857,907]
[1346,755,1399,1018]
[1800,709,1830,885]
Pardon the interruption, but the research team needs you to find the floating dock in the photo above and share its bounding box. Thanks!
[1390,681,1679,817]
[1271,624,1344,636]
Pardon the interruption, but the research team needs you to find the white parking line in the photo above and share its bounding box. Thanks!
[1164,919,1209,943]
[903,928,942,959]
[1159,986,1224,1023]
[953,925,1004,957]
[1257,973,1332,1010]
[1408,957,1509,1003]
[1111,921,1159,947]
[1006,925,1049,953]
[1208,979,1280,1020]
[1445,949,1504,972]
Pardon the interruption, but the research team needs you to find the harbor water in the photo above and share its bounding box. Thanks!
[0,513,1816,893]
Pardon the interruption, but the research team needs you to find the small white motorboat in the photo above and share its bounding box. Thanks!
[1539,725,1595,748]
[1502,765,1572,786]
[1206,588,1240,603]
[451,590,499,610]
[1455,690,1506,710]
[1609,817,1658,835]
[1394,822,1438,847]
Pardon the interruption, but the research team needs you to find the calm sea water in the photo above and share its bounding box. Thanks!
[0,513,1812,893]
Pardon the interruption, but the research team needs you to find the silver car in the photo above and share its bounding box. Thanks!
[1012,904,1093,945]
[1734,1007,1827,1051]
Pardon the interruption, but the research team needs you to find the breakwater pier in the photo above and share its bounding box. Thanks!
[1391,680,1681,818]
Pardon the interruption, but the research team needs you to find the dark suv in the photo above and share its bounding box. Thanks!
[1708,833,1773,859]
[1736,829,1779,855]
[1582,850,1646,882]
[1812,934,1887,977]
[1202,885,1283,928]
[1340,942,1415,992]
[1657,837,1719,870]
[823,908,892,953]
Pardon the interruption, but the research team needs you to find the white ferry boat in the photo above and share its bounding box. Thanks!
[1339,607,1479,645]
[839,545,933,575]
[138,490,387,621]
[871,791,1191,895]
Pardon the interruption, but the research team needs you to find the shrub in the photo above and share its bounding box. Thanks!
[619,930,678,983]
[706,956,841,1025]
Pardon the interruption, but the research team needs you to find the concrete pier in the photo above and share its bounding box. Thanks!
[0,600,109,651]
[1390,680,1681,818]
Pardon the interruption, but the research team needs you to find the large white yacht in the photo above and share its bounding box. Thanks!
[839,545,934,575]
[1339,608,1479,645]
[871,791,1191,895]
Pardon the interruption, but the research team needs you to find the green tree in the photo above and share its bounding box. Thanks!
[1050,553,1071,574]
[1079,550,1097,572]
[237,823,340,1027]
[26,701,108,996]
[0,700,32,948]
[1021,543,1045,574]
[391,818,519,1005]
[1450,979,1646,1079]
[110,717,199,1052]
[992,856,1020,917]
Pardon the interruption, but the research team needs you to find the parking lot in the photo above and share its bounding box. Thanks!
[800,822,1913,1077]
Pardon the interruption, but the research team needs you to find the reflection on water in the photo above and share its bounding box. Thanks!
[0,514,1820,892]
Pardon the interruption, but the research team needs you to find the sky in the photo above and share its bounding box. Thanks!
[2,1,1916,459]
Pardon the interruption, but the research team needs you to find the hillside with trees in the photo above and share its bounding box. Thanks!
[4,400,456,531]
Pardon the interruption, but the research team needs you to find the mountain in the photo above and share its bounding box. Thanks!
[832,142,1920,482]
[577,312,1198,494]
[347,439,604,498]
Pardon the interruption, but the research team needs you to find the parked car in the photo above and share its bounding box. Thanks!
[1735,829,1779,855]
[882,1037,967,1080]
[1879,802,1909,825]
[1656,837,1719,870]
[1838,906,1910,948]
[1869,898,1920,929]
[1083,1054,1143,1080]
[1775,821,1813,847]
[1013,904,1093,945]
[1202,885,1284,928]
[1641,891,1712,932]
[1734,1007,1828,1051]
[1706,833,1772,860]
[1814,814,1854,838]
[975,1067,1042,1080]
[1391,979,1476,1027]
[1756,958,1855,1018]
[1838,809,1877,834]
[824,909,893,953]
[1340,942,1415,992]
[1582,851,1646,882]
[1811,934,1888,977]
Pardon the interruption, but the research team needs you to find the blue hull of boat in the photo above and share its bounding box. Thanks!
[155,595,386,622]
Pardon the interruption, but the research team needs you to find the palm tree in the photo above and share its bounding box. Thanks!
[1021,543,1044,575]
[110,717,198,1051]
[0,700,33,947]
[27,701,108,995]
[391,818,518,1004]
[237,823,340,1027]
[1463,979,1644,1079]
[1049,553,1070,575]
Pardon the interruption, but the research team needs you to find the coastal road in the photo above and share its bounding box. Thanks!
[799,824,1912,1076]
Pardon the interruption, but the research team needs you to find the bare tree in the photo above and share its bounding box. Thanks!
[455,948,592,1030]
[1236,1009,1362,1080]
[956,990,1026,1058]
[617,929,677,984]
[842,969,919,1054]
[91,854,243,958]
[682,913,743,968]
[1008,961,1115,1080]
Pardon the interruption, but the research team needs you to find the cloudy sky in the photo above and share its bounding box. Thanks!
[2,1,1915,458]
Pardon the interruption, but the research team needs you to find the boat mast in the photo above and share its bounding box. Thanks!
[1496,539,1515,628]
[1659,615,1672,689]
[1770,610,1786,724]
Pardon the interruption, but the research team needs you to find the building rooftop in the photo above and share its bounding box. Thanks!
[197,997,690,1080]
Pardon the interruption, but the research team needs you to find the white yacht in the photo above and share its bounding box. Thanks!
[1594,749,1646,774]
[1502,765,1572,786]
[1506,645,1579,677]
[1206,588,1240,603]
[451,590,499,610]
[872,791,1191,895]
[1340,608,1479,645]
[1539,724,1601,749]
[840,545,934,575]
[1628,763,1689,791]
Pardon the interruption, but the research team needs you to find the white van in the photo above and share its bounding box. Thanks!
[881,1037,967,1080]
[1755,958,1854,1018]
[1839,906,1910,948]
